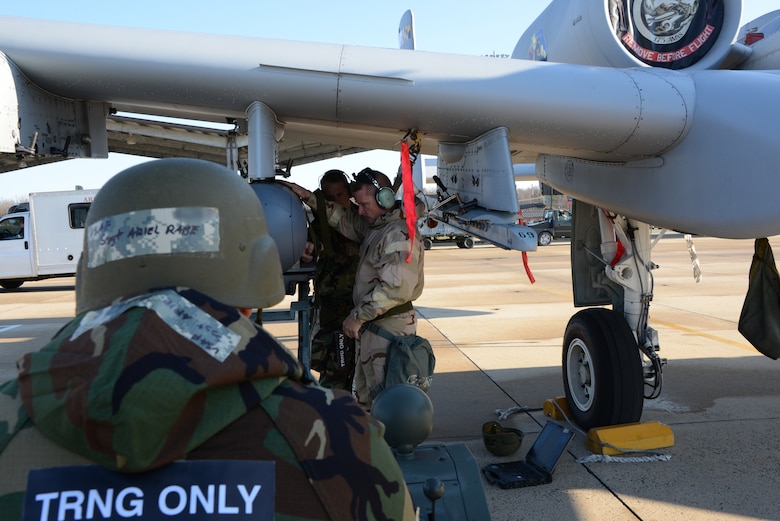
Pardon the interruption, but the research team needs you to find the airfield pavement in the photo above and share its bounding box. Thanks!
[2,235,780,520]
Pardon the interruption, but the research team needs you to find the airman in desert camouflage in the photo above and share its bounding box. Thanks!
[283,168,425,410]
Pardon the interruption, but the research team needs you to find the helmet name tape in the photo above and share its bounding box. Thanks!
[87,207,220,268]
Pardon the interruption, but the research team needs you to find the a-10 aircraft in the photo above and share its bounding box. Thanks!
[0,0,778,432]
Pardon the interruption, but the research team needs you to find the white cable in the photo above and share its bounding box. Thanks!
[685,233,703,282]
[495,406,523,420]
[494,405,542,420]
[577,453,671,464]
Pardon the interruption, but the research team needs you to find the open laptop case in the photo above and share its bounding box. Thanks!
[482,420,575,489]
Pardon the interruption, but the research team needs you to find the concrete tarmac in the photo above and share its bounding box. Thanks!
[1,235,779,520]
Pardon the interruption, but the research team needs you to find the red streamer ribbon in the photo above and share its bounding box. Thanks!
[522,251,536,284]
[401,141,416,263]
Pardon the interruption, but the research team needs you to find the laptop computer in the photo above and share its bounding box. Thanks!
[482,420,575,489]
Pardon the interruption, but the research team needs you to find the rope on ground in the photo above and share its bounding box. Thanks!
[577,453,672,464]
[494,405,542,420]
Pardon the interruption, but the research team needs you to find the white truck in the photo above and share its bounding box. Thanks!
[0,189,98,289]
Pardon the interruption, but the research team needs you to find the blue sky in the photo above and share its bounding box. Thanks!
[0,0,775,198]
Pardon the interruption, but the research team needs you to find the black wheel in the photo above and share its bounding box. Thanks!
[538,231,553,246]
[562,308,643,430]
[423,238,433,250]
[462,237,474,249]
[0,280,24,289]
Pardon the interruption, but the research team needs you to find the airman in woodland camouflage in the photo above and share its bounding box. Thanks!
[283,168,425,410]
[0,159,416,520]
[308,170,360,390]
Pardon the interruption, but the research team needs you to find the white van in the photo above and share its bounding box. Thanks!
[0,189,98,289]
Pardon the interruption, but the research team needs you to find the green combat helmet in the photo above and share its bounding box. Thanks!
[482,421,524,456]
[76,158,285,313]
[371,384,434,457]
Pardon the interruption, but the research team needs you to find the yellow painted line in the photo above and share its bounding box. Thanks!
[0,338,32,343]
[528,284,572,299]
[653,319,754,352]
[468,274,754,352]
[518,283,753,352]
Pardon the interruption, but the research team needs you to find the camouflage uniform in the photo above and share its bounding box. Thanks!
[0,287,416,521]
[309,190,360,390]
[306,194,425,409]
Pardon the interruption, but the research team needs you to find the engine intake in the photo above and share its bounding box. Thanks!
[514,0,742,70]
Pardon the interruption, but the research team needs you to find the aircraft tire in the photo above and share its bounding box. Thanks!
[538,231,553,246]
[0,280,24,289]
[562,308,643,431]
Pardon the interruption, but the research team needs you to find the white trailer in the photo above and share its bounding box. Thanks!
[0,189,98,289]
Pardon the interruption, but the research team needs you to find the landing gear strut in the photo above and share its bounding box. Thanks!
[564,201,665,430]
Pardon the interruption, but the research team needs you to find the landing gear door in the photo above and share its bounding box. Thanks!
[571,199,618,307]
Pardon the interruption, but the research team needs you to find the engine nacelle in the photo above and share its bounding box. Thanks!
[513,0,742,70]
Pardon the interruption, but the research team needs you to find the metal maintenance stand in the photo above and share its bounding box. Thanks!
[260,263,316,378]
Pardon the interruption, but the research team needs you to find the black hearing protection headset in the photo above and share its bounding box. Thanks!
[357,168,396,210]
[320,169,352,198]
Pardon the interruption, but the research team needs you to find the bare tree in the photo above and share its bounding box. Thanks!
[0,197,28,216]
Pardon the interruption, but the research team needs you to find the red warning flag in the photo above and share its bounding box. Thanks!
[401,141,416,263]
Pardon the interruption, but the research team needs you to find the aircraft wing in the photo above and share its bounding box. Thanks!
[102,113,369,174]
[0,14,668,164]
